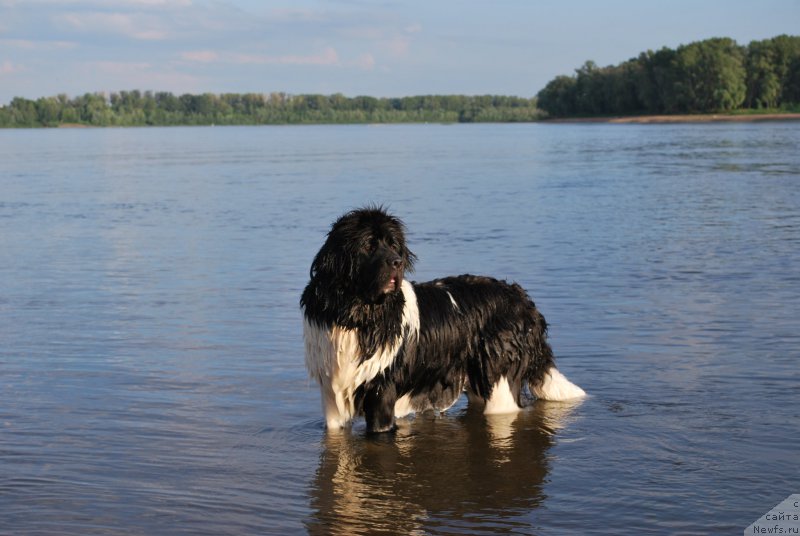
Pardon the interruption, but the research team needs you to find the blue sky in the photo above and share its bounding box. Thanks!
[1,0,798,104]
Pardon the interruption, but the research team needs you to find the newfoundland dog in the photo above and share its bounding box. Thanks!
[301,207,585,433]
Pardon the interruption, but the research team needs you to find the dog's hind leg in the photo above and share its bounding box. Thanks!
[483,375,523,414]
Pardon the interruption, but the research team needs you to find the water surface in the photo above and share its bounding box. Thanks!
[1,123,798,534]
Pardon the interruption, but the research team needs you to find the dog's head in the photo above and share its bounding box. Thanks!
[309,206,416,303]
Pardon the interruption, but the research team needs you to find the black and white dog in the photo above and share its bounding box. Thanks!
[301,207,585,433]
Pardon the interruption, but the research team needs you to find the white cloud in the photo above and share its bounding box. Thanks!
[59,11,169,40]
[17,0,191,7]
[123,0,191,6]
[228,47,340,66]
[84,60,202,93]
[340,26,385,40]
[92,60,153,74]
[384,36,410,58]
[267,8,325,23]
[0,60,23,75]
[179,46,381,71]
[0,38,78,50]
[180,50,219,63]
[352,53,375,70]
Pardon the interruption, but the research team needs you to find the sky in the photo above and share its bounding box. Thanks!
[1,0,798,104]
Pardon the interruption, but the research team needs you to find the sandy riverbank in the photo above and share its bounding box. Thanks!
[546,113,800,124]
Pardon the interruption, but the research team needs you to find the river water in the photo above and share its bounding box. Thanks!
[1,122,798,534]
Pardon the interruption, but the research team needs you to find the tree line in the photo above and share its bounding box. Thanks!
[0,92,542,128]
[3,34,798,126]
[537,35,800,117]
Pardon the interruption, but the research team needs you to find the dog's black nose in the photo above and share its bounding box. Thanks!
[390,256,403,269]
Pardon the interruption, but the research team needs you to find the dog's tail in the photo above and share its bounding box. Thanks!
[530,366,586,401]
[525,305,586,401]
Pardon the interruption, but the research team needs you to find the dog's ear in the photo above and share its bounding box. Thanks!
[389,217,416,273]
[310,241,341,280]
[399,241,417,272]
[309,232,358,285]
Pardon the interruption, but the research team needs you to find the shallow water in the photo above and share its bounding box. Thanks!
[1,122,798,534]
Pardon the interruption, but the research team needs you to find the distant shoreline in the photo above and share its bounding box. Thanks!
[16,112,800,129]
[545,113,800,124]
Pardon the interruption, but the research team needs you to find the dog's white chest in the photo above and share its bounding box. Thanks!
[303,322,361,388]
[303,280,420,427]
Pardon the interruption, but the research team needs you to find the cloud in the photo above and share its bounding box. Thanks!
[336,21,421,61]
[84,60,202,93]
[353,53,375,70]
[58,11,169,40]
[384,36,410,58]
[179,46,379,71]
[270,46,339,66]
[121,0,192,6]
[15,0,191,7]
[180,50,218,63]
[92,60,152,74]
[0,39,78,50]
[0,60,23,75]
[267,8,325,23]
[234,47,338,66]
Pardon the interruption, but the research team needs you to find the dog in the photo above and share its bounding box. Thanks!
[301,207,585,433]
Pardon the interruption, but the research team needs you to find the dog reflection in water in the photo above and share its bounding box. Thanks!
[305,400,583,535]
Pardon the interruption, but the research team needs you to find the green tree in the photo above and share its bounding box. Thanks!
[536,75,577,116]
[746,35,800,108]
[574,61,605,114]
[673,38,746,112]
[746,39,782,108]
[786,56,800,104]
[536,34,800,118]
[9,97,38,126]
[79,93,112,125]
[35,97,61,125]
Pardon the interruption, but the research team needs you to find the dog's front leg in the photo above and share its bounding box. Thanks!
[320,383,350,429]
[363,378,398,434]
